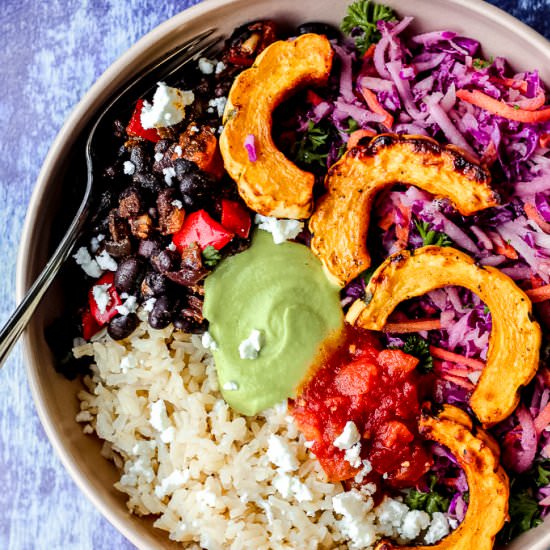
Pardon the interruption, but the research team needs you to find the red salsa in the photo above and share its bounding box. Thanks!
[290,325,433,490]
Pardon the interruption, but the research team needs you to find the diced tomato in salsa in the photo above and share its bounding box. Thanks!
[290,325,433,489]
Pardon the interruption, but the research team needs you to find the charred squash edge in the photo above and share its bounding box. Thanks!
[375,404,509,550]
[220,34,333,219]
[346,246,541,426]
[309,134,499,286]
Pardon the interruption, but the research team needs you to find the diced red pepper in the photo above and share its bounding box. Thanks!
[221,199,251,238]
[377,349,419,376]
[334,359,378,395]
[81,309,101,340]
[306,89,324,106]
[172,209,234,252]
[126,99,161,143]
[88,272,122,326]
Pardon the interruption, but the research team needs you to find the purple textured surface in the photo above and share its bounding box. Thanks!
[0,1,548,549]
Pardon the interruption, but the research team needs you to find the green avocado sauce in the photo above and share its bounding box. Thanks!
[203,230,344,415]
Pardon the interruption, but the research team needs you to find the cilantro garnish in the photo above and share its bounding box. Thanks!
[535,461,550,487]
[472,56,494,70]
[404,475,450,514]
[345,118,360,134]
[498,480,542,543]
[402,334,433,372]
[414,219,453,247]
[202,245,222,267]
[292,121,331,167]
[341,0,397,55]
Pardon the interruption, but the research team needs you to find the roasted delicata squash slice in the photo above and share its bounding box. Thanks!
[309,134,499,286]
[375,404,509,550]
[220,34,333,218]
[346,246,541,426]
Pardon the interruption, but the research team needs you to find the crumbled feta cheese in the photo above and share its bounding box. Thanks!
[201,331,218,351]
[344,442,362,468]
[238,328,263,359]
[167,242,177,252]
[222,381,239,391]
[91,283,112,314]
[174,145,183,156]
[267,434,299,472]
[333,421,361,450]
[120,292,129,299]
[116,295,138,316]
[190,125,199,133]
[255,214,304,244]
[73,246,102,278]
[142,297,157,312]
[198,57,215,74]
[155,469,190,498]
[95,250,118,271]
[150,399,171,433]
[376,497,409,529]
[208,96,227,118]
[154,152,164,162]
[332,490,376,548]
[163,166,176,185]
[171,199,183,209]
[273,473,313,502]
[141,82,194,129]
[354,459,373,483]
[217,125,224,134]
[424,512,450,544]
[215,61,226,74]
[123,160,135,175]
[399,510,431,541]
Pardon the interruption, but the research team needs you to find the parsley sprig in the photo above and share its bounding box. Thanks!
[414,219,453,247]
[341,0,397,54]
[404,474,451,514]
[402,334,433,373]
[293,121,331,167]
[202,245,222,268]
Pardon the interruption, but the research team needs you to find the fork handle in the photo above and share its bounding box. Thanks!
[0,214,84,369]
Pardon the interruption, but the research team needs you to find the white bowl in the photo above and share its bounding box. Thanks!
[17,0,550,547]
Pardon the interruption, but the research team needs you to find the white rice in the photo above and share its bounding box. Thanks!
[74,313,448,549]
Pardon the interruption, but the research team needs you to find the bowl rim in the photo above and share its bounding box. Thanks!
[15,0,550,548]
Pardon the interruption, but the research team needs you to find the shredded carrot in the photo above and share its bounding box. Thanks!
[429,345,485,371]
[456,89,550,123]
[435,365,472,378]
[540,133,550,149]
[347,129,376,150]
[481,140,498,167]
[363,44,376,59]
[534,402,550,435]
[441,374,475,391]
[492,77,529,94]
[489,231,518,259]
[526,284,550,303]
[524,202,550,234]
[383,318,442,333]
[377,209,395,231]
[361,88,394,129]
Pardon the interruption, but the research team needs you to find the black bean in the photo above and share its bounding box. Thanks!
[108,313,139,340]
[130,145,149,172]
[141,272,169,297]
[178,171,218,209]
[148,296,172,329]
[133,172,162,193]
[173,315,208,334]
[114,257,143,294]
[151,250,177,273]
[174,158,198,179]
[297,22,340,39]
[137,239,162,259]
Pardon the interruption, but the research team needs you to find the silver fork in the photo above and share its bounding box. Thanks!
[0,28,221,368]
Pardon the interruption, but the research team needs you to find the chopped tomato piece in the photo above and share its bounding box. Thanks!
[378,420,414,448]
[88,272,122,326]
[172,209,234,252]
[334,359,378,395]
[126,99,161,143]
[221,199,251,238]
[306,89,324,106]
[377,349,419,375]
